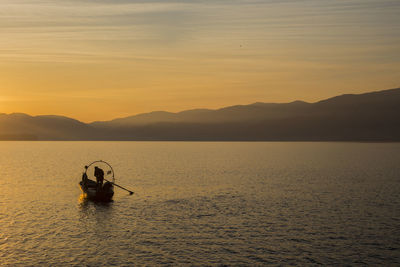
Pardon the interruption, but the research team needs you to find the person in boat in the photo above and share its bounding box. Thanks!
[82,165,88,183]
[94,166,104,190]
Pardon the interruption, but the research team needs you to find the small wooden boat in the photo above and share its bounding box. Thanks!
[79,160,115,202]
[79,179,114,202]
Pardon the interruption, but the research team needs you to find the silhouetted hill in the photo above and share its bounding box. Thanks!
[91,101,312,127]
[0,113,94,140]
[1,88,400,141]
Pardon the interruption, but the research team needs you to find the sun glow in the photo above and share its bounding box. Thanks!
[0,0,399,122]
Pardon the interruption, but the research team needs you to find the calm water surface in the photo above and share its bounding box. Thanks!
[0,142,399,266]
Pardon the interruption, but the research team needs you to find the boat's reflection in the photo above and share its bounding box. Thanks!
[78,194,116,240]
[78,193,114,216]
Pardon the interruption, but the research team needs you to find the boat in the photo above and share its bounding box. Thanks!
[79,160,115,202]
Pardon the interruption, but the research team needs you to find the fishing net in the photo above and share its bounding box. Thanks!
[84,160,115,183]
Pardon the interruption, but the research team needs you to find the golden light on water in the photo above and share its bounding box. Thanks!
[79,193,88,205]
[1,142,400,265]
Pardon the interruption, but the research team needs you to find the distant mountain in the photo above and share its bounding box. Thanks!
[0,113,93,140]
[91,109,215,127]
[91,102,311,127]
[1,88,399,141]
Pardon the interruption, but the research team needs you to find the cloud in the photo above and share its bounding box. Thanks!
[1,0,399,61]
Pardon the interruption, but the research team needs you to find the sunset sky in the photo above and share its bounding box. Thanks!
[1,0,399,122]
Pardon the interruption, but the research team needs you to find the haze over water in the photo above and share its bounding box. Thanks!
[0,141,399,265]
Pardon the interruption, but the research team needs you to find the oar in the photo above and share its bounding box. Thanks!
[104,179,134,195]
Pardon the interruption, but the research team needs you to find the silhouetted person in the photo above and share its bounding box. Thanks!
[94,166,104,191]
[82,165,88,183]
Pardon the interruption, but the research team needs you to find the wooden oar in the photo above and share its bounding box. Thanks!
[104,179,134,195]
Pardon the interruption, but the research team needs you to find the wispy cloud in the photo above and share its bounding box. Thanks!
[1,0,399,62]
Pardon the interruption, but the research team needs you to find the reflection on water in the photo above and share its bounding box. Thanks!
[78,194,116,249]
[78,194,114,221]
[0,142,400,265]
[78,193,88,206]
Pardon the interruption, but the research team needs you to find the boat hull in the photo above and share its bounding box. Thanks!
[79,181,114,202]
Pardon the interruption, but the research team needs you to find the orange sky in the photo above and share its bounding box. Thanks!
[0,0,399,122]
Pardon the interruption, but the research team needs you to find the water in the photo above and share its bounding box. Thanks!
[0,142,399,266]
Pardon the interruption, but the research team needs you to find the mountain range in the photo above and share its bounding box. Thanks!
[1,88,399,141]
